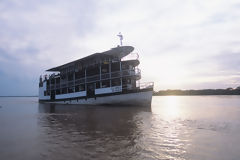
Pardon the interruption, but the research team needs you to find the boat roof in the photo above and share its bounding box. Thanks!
[47,46,134,72]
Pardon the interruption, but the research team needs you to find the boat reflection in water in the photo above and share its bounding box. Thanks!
[38,103,152,160]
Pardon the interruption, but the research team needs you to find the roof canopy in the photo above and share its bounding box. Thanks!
[47,46,134,72]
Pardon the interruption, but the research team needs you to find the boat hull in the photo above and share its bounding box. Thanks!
[39,90,153,106]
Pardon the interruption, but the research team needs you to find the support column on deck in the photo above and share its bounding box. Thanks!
[120,60,122,88]
[54,76,56,95]
[66,71,68,94]
[109,59,111,87]
[59,72,62,94]
[85,68,87,91]
[49,75,51,96]
[59,73,61,94]
[73,70,75,92]
[99,64,102,88]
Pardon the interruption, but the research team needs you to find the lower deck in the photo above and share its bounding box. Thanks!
[39,88,153,106]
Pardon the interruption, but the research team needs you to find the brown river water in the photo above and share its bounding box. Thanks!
[0,96,240,160]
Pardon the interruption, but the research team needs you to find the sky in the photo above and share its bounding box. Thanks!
[0,0,240,96]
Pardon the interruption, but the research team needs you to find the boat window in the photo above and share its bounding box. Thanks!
[75,85,80,92]
[50,78,55,84]
[75,70,85,79]
[56,89,60,95]
[111,62,120,72]
[87,66,100,76]
[68,87,74,93]
[60,74,66,79]
[101,64,109,73]
[129,65,133,70]
[68,66,74,73]
[79,84,85,91]
[68,73,73,81]
[75,85,85,92]
[112,78,121,86]
[127,78,131,84]
[96,82,100,89]
[56,77,60,84]
[61,88,67,94]
[102,80,110,88]
[75,63,83,72]
[121,64,128,70]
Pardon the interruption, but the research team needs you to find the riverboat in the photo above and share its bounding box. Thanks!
[39,45,153,106]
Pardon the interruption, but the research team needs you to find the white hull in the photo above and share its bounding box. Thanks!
[41,91,153,106]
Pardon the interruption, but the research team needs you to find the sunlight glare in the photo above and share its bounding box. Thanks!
[163,96,181,119]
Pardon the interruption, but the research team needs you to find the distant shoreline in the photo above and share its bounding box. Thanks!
[153,88,240,96]
[153,94,240,96]
[0,96,38,97]
[1,88,240,97]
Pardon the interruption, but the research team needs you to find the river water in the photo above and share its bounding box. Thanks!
[0,96,240,160]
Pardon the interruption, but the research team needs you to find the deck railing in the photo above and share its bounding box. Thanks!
[44,69,141,90]
[138,82,154,90]
[121,82,154,91]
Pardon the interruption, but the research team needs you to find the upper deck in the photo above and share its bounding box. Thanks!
[47,46,134,72]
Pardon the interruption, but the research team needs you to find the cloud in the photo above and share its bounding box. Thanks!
[0,0,240,95]
[213,51,240,71]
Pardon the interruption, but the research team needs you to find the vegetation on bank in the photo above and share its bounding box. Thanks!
[154,87,240,96]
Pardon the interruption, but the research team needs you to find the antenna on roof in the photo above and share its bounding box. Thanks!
[117,32,123,46]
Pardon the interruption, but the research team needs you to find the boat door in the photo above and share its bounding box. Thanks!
[87,83,95,98]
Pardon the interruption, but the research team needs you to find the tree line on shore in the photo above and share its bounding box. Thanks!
[154,87,240,96]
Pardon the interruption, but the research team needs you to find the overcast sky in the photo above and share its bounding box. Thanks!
[0,0,240,96]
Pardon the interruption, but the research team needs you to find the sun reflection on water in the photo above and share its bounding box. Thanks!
[137,96,191,159]
[152,96,182,120]
[164,96,181,118]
